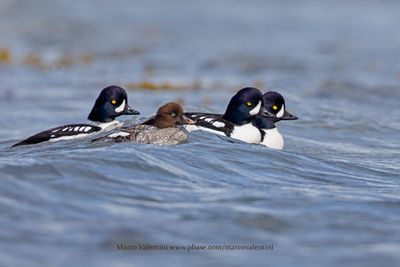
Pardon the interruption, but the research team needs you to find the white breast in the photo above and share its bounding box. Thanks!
[260,128,284,149]
[185,122,262,144]
[230,123,262,144]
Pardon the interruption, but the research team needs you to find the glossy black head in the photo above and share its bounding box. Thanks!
[222,87,271,125]
[87,85,140,123]
[263,91,298,122]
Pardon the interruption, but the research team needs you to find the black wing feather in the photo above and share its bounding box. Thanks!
[184,112,234,136]
[12,124,101,147]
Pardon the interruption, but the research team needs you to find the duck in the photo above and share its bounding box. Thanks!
[92,102,193,145]
[184,87,272,144]
[254,91,298,149]
[12,85,139,147]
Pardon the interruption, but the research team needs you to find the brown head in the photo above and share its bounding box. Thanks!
[153,102,194,129]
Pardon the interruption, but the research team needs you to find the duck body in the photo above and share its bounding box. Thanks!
[12,85,139,147]
[11,124,102,147]
[186,89,299,149]
[104,125,188,145]
[93,102,193,146]
[185,87,271,144]
[257,91,298,149]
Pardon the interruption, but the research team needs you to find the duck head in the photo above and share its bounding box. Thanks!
[87,85,139,123]
[154,102,194,129]
[263,91,298,122]
[222,87,272,125]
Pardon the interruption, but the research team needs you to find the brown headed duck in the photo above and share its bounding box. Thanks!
[92,102,193,145]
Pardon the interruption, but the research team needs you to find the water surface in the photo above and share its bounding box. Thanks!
[1,1,400,266]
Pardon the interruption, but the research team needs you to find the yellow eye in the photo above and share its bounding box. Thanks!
[273,105,278,110]
[246,101,252,106]
[111,99,117,105]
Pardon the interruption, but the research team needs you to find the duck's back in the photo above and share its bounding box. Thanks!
[106,125,188,145]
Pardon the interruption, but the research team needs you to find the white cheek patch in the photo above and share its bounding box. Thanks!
[249,101,261,115]
[276,104,285,118]
[115,99,126,113]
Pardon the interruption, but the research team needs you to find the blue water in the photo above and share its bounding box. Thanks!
[1,1,400,266]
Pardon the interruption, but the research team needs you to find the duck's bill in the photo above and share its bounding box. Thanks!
[179,115,195,125]
[280,110,298,120]
[258,109,275,118]
[123,105,140,115]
